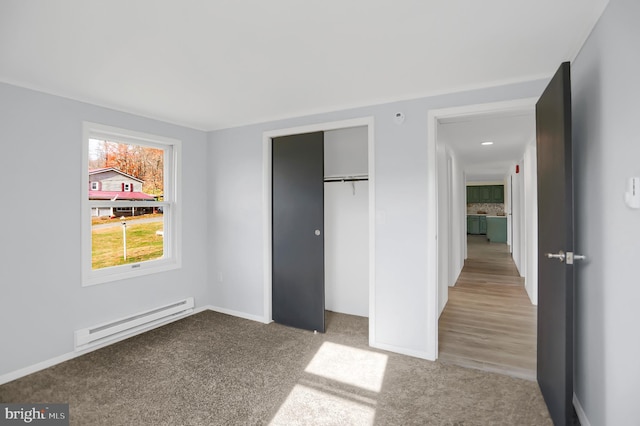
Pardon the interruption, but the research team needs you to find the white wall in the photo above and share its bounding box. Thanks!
[523,140,538,304]
[324,181,369,317]
[208,80,547,359]
[0,83,209,378]
[510,163,524,275]
[506,174,513,251]
[324,127,368,177]
[437,143,450,315]
[205,124,266,320]
[572,0,640,423]
[450,152,466,281]
[436,143,465,317]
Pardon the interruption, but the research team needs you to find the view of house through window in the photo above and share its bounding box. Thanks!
[82,122,180,285]
[89,139,165,269]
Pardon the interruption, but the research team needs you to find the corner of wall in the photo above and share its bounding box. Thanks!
[573,393,592,426]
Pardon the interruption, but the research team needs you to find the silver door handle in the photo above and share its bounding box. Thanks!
[314,229,321,236]
[545,251,565,262]
[545,251,587,264]
[566,252,586,264]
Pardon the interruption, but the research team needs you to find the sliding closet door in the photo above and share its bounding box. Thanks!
[272,132,325,332]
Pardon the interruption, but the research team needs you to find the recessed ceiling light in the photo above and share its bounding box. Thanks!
[481,141,494,146]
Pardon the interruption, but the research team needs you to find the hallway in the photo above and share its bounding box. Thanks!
[438,235,537,380]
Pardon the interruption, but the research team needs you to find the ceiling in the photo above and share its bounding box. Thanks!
[0,1,608,131]
[438,109,536,181]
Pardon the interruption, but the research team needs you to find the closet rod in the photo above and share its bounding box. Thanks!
[324,176,369,183]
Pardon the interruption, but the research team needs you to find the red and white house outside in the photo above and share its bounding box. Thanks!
[89,167,157,217]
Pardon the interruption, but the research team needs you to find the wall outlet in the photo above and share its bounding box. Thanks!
[625,177,640,209]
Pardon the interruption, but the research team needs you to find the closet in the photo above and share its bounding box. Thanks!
[323,127,369,318]
[272,126,369,333]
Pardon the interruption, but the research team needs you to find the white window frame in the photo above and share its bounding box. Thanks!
[81,122,181,286]
[90,181,99,190]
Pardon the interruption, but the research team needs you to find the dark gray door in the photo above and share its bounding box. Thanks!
[272,132,325,332]
[536,62,575,425]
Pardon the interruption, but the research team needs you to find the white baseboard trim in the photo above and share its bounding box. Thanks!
[0,307,205,386]
[573,393,591,426]
[2,306,434,386]
[207,305,271,324]
[192,305,211,315]
[212,308,436,362]
[0,351,78,386]
[370,341,436,361]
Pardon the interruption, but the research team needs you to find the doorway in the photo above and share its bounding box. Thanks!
[262,117,376,344]
[427,98,538,363]
[438,234,537,379]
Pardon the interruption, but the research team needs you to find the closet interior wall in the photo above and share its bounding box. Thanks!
[323,127,369,317]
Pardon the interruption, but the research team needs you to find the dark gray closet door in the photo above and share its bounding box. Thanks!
[272,132,325,332]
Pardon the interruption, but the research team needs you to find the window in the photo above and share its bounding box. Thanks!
[82,122,181,286]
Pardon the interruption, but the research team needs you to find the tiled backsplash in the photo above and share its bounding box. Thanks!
[467,203,505,215]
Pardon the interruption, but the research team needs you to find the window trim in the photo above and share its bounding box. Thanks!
[81,122,182,286]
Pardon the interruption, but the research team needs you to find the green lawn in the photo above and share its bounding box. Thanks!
[92,222,163,269]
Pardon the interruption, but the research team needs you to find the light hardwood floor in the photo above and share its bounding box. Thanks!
[438,235,537,380]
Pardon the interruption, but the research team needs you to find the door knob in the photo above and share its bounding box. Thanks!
[545,251,587,264]
[545,251,565,262]
[314,229,321,236]
[566,252,586,264]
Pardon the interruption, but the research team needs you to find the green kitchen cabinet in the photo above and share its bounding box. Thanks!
[479,216,487,234]
[486,217,507,243]
[467,185,504,204]
[467,215,479,234]
[467,215,487,235]
[479,186,491,202]
[491,185,505,203]
[466,186,478,203]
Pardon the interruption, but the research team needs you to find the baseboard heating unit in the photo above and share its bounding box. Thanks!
[74,297,194,351]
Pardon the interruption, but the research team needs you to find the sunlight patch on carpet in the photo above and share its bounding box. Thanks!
[269,384,375,426]
[304,342,388,392]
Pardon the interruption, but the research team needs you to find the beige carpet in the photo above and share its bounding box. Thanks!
[0,311,551,425]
